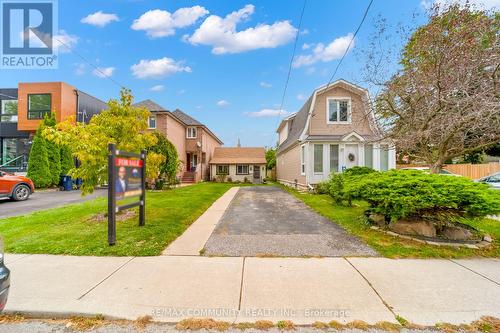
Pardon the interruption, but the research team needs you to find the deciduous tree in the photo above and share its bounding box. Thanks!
[366,4,499,172]
[45,89,164,194]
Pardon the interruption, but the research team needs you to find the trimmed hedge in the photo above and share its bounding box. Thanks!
[322,169,500,221]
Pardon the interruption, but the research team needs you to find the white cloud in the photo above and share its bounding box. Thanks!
[150,85,165,92]
[132,6,208,38]
[93,67,115,78]
[74,63,85,75]
[292,33,354,68]
[187,4,297,54]
[245,108,290,118]
[296,94,306,101]
[260,81,272,88]
[81,11,119,27]
[177,89,187,95]
[302,43,311,50]
[217,100,230,107]
[53,30,78,53]
[422,0,500,10]
[131,57,192,79]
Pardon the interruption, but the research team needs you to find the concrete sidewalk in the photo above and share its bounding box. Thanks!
[4,254,500,326]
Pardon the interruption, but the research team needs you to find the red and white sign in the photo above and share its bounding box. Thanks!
[115,158,143,168]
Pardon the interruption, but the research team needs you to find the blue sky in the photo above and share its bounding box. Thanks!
[0,0,497,147]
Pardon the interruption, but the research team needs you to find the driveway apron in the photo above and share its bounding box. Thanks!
[204,186,377,257]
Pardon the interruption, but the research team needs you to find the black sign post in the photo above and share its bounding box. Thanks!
[108,143,146,246]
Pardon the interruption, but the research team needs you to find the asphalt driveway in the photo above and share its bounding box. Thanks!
[0,189,105,219]
[204,186,377,257]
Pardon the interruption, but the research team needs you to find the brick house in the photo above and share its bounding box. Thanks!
[134,100,223,183]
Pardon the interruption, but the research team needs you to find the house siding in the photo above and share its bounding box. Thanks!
[201,128,221,180]
[276,143,306,188]
[210,164,266,183]
[18,82,78,131]
[309,85,375,137]
[166,114,187,175]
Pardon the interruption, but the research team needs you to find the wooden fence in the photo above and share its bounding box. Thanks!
[397,162,500,180]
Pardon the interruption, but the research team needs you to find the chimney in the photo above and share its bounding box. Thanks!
[237,137,241,147]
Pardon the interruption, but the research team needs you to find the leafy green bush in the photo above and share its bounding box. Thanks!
[148,131,180,183]
[328,173,353,206]
[344,170,500,221]
[316,180,330,194]
[343,166,376,176]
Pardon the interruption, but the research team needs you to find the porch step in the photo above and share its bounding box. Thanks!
[181,172,196,183]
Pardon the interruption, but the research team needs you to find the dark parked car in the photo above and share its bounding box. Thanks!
[0,170,35,201]
[0,238,10,312]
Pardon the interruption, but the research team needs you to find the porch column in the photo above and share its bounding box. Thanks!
[359,143,365,167]
[388,145,396,170]
[373,143,381,171]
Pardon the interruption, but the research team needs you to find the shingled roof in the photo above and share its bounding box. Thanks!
[209,147,266,164]
[171,109,203,126]
[276,94,313,154]
[133,99,168,112]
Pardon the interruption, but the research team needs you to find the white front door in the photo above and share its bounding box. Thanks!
[345,144,359,169]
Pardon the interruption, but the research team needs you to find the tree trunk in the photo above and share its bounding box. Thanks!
[429,163,442,174]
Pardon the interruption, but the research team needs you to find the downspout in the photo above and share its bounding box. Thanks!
[74,90,80,123]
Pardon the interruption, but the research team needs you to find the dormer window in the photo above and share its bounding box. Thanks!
[186,127,197,138]
[327,97,351,124]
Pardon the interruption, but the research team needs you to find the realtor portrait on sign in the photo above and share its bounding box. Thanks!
[115,158,143,200]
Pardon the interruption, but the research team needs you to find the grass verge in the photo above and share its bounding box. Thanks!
[0,183,235,256]
[281,185,500,258]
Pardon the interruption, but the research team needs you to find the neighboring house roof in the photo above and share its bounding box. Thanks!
[133,99,168,112]
[276,79,381,155]
[209,147,266,164]
[133,100,223,144]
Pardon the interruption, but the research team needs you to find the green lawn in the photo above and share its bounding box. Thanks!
[0,183,235,256]
[282,185,500,258]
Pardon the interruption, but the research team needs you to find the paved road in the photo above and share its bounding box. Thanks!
[0,189,106,219]
[203,186,377,257]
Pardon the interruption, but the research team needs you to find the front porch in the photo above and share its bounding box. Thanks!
[182,151,208,183]
[303,133,396,184]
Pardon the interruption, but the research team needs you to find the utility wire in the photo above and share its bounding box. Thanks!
[325,0,374,88]
[53,36,127,90]
[0,37,127,95]
[272,0,307,147]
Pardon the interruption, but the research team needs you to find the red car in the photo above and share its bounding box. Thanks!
[0,170,35,201]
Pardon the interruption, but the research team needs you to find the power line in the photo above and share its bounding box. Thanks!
[272,0,307,147]
[53,36,127,90]
[326,0,374,88]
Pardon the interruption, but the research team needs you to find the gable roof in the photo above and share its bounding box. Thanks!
[171,109,203,126]
[133,99,168,112]
[209,147,266,164]
[134,100,223,144]
[276,79,379,154]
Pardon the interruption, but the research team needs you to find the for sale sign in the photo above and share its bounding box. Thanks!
[115,157,143,200]
[108,144,146,246]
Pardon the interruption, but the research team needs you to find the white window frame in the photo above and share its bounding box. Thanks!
[326,97,351,124]
[300,144,306,175]
[186,127,197,138]
[313,144,323,174]
[148,115,156,129]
